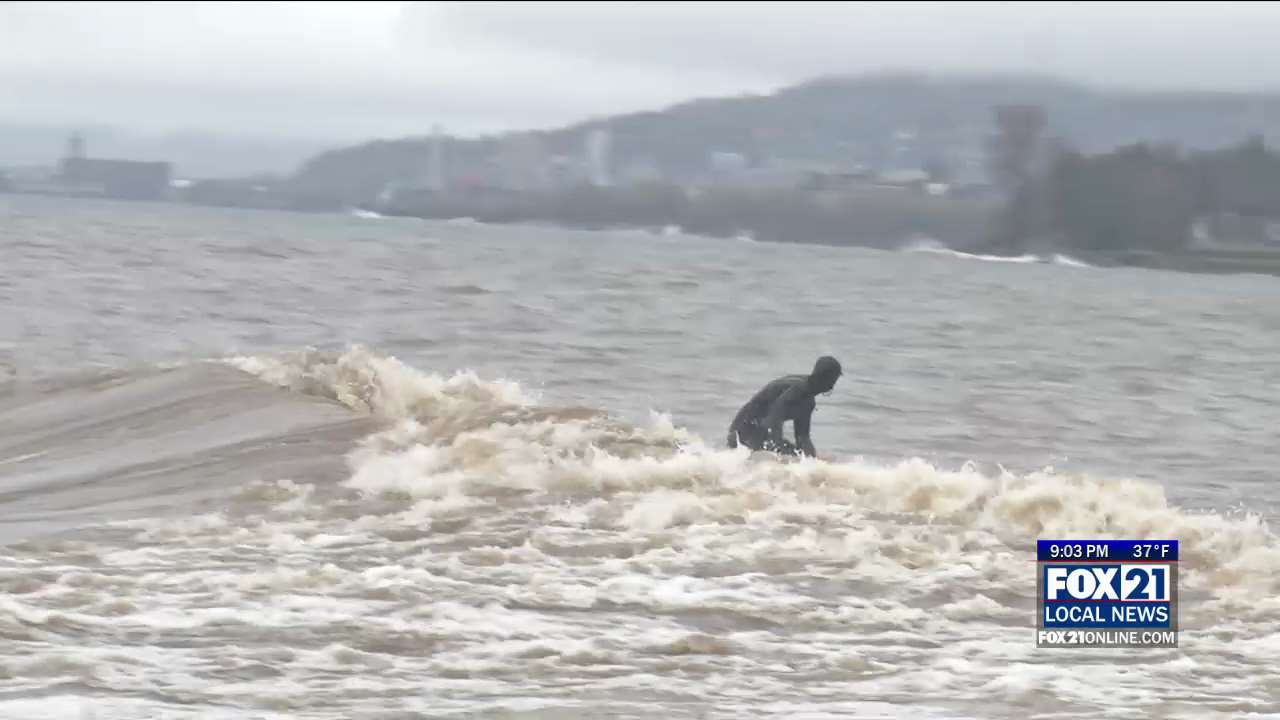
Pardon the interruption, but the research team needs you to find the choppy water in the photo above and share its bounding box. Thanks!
[1,193,1279,719]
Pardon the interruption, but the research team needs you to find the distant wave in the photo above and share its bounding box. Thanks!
[1051,253,1091,268]
[349,208,384,220]
[904,238,1091,267]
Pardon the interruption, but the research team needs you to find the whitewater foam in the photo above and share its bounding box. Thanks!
[905,238,1092,267]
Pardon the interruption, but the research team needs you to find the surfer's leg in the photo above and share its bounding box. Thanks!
[733,423,768,451]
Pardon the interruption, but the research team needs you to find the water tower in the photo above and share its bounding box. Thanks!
[67,132,86,161]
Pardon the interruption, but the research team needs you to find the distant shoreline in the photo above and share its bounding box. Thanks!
[373,184,1001,252]
[6,188,1280,278]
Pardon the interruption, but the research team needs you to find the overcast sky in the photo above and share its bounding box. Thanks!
[4,1,1280,142]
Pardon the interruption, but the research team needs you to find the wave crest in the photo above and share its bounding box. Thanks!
[225,346,531,420]
[904,238,1091,267]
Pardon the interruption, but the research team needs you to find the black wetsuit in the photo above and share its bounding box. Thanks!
[726,356,842,458]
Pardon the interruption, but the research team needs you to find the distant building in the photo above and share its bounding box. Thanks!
[876,168,931,188]
[548,155,588,187]
[59,157,172,200]
[427,125,445,192]
[56,133,172,201]
[1191,213,1280,250]
[585,129,612,187]
[499,133,551,191]
[709,151,748,176]
[619,157,663,185]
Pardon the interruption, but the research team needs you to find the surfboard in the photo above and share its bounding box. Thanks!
[748,449,804,464]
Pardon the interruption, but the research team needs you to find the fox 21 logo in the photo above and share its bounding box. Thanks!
[1036,540,1179,649]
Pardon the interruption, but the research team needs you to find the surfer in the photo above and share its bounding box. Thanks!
[726,356,842,458]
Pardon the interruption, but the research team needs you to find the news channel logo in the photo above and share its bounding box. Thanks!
[1036,540,1179,648]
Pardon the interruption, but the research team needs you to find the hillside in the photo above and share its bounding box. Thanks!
[289,72,1280,205]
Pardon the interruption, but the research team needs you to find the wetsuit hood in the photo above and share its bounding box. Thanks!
[808,356,842,394]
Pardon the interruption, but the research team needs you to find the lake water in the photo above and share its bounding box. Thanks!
[2,194,1278,719]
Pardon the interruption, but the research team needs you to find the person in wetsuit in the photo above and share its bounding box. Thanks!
[726,356,843,458]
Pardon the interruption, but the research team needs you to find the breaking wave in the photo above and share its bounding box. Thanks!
[224,346,1275,597]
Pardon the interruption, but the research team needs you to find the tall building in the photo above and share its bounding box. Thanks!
[586,129,611,187]
[427,125,445,192]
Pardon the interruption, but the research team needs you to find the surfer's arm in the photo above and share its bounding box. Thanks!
[794,410,816,458]
[763,387,799,450]
[726,400,754,448]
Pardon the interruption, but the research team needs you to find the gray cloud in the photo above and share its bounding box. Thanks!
[0,1,754,139]
[427,1,1280,91]
[2,1,1280,143]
